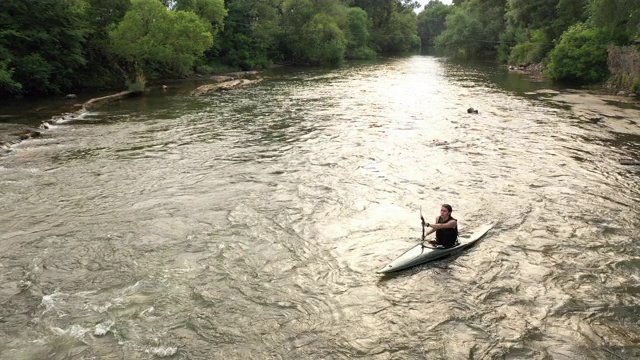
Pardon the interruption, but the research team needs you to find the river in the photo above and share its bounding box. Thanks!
[1,56,639,359]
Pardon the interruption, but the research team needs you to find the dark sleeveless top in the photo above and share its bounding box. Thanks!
[435,216,458,248]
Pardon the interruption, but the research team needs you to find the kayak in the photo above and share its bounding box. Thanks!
[619,158,640,165]
[377,223,495,274]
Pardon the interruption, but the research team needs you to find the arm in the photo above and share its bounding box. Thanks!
[429,219,457,230]
[423,217,438,237]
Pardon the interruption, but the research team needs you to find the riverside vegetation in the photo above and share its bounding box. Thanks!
[0,0,639,99]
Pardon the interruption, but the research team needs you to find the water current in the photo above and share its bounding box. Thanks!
[1,56,639,359]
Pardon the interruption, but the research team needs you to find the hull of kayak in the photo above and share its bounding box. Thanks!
[377,223,495,274]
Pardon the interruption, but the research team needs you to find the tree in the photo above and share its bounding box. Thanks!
[163,0,227,31]
[588,0,640,38]
[435,7,483,55]
[436,0,506,57]
[280,0,356,64]
[216,0,283,69]
[300,13,347,65]
[345,7,376,58]
[0,0,90,95]
[109,0,214,80]
[378,10,420,52]
[81,0,131,87]
[505,0,557,32]
[417,1,453,47]
[352,0,395,29]
[553,0,588,39]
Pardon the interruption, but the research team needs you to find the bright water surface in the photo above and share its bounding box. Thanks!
[1,56,639,359]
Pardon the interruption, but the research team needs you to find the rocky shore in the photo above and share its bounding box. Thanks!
[508,62,639,101]
[0,71,264,155]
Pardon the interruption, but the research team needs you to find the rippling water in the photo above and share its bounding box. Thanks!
[1,56,639,359]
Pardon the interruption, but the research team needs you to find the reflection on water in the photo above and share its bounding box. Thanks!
[1,56,639,359]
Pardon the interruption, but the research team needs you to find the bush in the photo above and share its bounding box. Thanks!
[347,47,377,60]
[508,29,552,65]
[546,23,611,83]
[194,61,236,75]
[126,72,146,92]
[509,42,535,64]
[0,61,22,95]
[632,78,640,94]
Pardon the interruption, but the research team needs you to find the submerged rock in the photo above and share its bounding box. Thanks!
[0,125,41,150]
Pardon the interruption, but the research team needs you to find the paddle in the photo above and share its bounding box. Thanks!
[420,207,431,249]
[420,206,426,241]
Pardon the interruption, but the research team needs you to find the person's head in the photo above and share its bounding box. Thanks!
[440,204,453,218]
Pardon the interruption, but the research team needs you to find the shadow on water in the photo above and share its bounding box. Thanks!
[441,58,555,94]
[376,261,454,282]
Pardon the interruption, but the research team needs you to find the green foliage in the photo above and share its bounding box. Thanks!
[508,43,535,64]
[497,24,520,62]
[498,0,587,66]
[281,0,383,64]
[342,7,377,59]
[352,0,395,29]
[632,78,640,94]
[553,0,588,39]
[588,0,640,38]
[15,0,632,97]
[280,0,319,63]
[0,0,90,95]
[217,0,282,70]
[300,13,347,65]
[109,0,214,79]
[127,72,146,92]
[349,47,378,59]
[505,0,557,32]
[352,0,421,53]
[165,0,228,32]
[194,60,237,75]
[508,29,551,64]
[546,23,610,83]
[0,61,21,94]
[346,8,370,49]
[375,9,420,53]
[435,7,483,56]
[1,0,433,97]
[436,0,507,57]
[80,0,131,87]
[417,1,453,47]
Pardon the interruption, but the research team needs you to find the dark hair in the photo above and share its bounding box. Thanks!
[441,204,453,213]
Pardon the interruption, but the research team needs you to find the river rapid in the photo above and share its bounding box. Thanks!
[1,56,639,360]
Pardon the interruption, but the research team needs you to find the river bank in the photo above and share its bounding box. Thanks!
[508,62,640,99]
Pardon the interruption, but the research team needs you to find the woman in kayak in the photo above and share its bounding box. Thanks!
[423,204,458,248]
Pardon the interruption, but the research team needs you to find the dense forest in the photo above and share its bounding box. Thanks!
[1,0,639,98]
